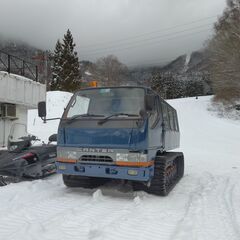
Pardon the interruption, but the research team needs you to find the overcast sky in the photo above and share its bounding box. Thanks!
[0,0,226,66]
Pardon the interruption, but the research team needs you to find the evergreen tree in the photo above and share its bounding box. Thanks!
[165,75,185,99]
[50,40,63,90]
[150,73,167,98]
[50,29,81,92]
[150,72,185,99]
[61,29,81,91]
[185,79,204,97]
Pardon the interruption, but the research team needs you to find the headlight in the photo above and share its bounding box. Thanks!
[116,153,147,162]
[58,150,78,159]
[116,153,128,161]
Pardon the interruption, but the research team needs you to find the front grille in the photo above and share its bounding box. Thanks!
[80,155,113,163]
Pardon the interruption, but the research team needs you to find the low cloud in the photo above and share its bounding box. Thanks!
[0,0,226,66]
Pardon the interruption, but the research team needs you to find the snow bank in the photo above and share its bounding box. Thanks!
[169,96,240,175]
[28,91,72,142]
[208,99,240,121]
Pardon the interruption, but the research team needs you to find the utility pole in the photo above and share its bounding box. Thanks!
[32,51,52,90]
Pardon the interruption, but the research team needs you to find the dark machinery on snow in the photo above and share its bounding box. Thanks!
[0,124,57,186]
[38,86,184,196]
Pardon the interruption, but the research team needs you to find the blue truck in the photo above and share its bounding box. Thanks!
[38,86,184,196]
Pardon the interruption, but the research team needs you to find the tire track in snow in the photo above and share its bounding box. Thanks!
[222,179,240,238]
[171,173,240,240]
[0,177,103,240]
[1,173,239,240]
[79,178,195,240]
[0,175,196,240]
[0,190,94,240]
[0,178,188,240]
[0,177,72,216]
[0,184,139,240]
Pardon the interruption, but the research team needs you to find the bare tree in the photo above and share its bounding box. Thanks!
[208,0,240,102]
[95,55,128,86]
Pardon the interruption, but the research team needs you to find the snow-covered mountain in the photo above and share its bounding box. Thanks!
[129,50,210,87]
[160,50,209,73]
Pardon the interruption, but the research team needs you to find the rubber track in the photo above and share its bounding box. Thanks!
[133,152,184,196]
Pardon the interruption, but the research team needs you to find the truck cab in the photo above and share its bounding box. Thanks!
[39,86,184,196]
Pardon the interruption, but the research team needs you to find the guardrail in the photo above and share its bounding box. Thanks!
[0,50,38,82]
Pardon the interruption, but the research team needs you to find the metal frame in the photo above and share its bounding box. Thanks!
[0,50,38,82]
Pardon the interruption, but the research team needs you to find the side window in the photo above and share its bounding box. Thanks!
[174,110,179,131]
[172,110,176,131]
[149,96,160,128]
[168,108,175,130]
[161,102,170,129]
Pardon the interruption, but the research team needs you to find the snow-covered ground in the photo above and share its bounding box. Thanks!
[1,91,240,240]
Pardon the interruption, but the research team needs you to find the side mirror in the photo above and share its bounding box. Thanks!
[145,95,155,112]
[38,101,46,118]
[48,134,57,142]
[139,109,148,119]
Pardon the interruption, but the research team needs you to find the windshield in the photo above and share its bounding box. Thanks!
[65,88,145,118]
[8,123,29,142]
[7,123,30,151]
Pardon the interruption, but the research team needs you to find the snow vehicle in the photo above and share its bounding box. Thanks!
[38,86,184,196]
[0,123,57,186]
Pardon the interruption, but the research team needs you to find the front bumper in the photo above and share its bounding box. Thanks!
[56,162,154,181]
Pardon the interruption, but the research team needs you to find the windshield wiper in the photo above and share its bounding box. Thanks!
[66,114,104,123]
[98,113,139,125]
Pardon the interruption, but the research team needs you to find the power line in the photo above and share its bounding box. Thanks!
[120,57,171,67]
[127,58,170,66]
[81,27,213,58]
[80,15,218,49]
[80,23,213,55]
[128,60,170,68]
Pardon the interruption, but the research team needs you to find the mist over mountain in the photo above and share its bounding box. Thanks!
[0,37,210,95]
[129,50,210,87]
[0,38,42,60]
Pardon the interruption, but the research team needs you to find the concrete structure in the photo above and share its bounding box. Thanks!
[0,71,46,147]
